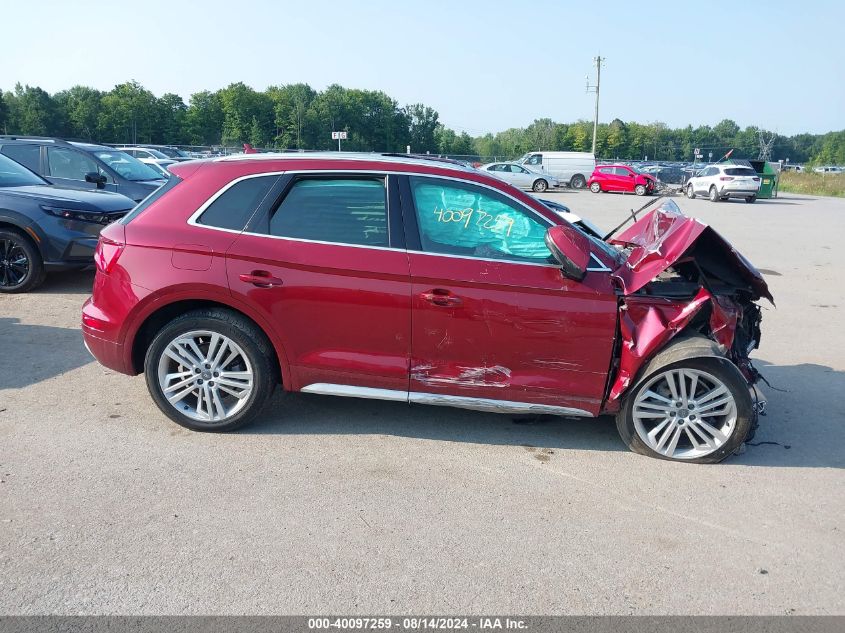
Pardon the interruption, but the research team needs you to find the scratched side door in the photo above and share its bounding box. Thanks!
[400,175,618,416]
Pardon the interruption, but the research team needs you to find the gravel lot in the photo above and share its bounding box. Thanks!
[1,189,843,615]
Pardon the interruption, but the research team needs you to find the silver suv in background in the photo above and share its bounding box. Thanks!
[686,165,761,203]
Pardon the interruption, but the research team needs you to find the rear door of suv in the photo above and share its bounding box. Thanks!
[224,172,412,394]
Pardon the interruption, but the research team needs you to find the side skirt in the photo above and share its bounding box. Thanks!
[300,383,593,418]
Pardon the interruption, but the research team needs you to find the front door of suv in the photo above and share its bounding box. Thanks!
[225,173,411,393]
[401,175,618,415]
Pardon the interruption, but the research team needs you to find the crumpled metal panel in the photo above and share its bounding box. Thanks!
[610,202,773,303]
[606,288,741,404]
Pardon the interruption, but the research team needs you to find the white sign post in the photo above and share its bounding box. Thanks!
[331,130,348,151]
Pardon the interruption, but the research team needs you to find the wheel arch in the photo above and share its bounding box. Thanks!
[0,214,43,257]
[129,297,290,389]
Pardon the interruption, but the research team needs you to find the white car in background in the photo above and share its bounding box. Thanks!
[479,162,559,192]
[813,165,844,174]
[114,146,177,170]
[686,164,761,203]
[518,151,596,189]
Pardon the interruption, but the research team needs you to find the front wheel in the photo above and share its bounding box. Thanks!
[0,229,45,293]
[709,186,720,202]
[686,184,696,199]
[589,182,601,193]
[570,174,586,189]
[144,308,278,432]
[634,184,647,196]
[616,357,754,463]
[532,179,548,193]
[746,195,757,204]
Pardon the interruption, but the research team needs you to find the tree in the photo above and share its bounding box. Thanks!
[53,86,102,140]
[405,104,438,153]
[0,92,8,133]
[98,81,159,144]
[157,93,188,145]
[219,82,273,147]
[185,90,224,145]
[4,83,61,136]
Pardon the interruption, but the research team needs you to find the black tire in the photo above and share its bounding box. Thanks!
[0,228,46,293]
[686,184,696,199]
[634,184,647,196]
[143,308,278,432]
[570,174,586,189]
[708,186,720,202]
[745,195,757,204]
[616,356,754,464]
[532,179,548,193]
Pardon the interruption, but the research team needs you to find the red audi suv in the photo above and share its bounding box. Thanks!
[82,153,771,463]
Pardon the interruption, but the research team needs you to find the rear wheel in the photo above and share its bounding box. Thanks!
[746,195,757,204]
[686,184,696,199]
[634,184,647,196]
[709,186,720,202]
[0,229,45,294]
[590,182,601,193]
[144,308,278,432]
[616,357,753,463]
[570,174,586,189]
[532,179,548,193]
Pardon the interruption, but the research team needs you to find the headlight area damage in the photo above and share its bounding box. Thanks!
[603,200,772,411]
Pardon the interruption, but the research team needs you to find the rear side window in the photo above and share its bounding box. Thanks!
[197,175,277,231]
[268,177,388,247]
[724,168,757,176]
[1,144,41,172]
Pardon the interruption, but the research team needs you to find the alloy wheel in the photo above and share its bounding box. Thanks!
[632,368,737,460]
[157,330,255,423]
[0,238,30,289]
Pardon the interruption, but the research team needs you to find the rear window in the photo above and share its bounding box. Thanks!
[197,175,278,231]
[1,144,41,172]
[268,177,388,247]
[724,168,757,177]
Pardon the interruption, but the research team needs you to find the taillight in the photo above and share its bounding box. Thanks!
[719,176,734,181]
[94,236,125,274]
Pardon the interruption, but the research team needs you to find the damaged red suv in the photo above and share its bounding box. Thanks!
[82,154,771,463]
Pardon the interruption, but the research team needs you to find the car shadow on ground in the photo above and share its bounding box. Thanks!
[0,318,93,390]
[240,359,845,469]
[35,270,95,294]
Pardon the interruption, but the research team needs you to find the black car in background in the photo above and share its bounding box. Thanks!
[0,153,135,293]
[0,136,166,202]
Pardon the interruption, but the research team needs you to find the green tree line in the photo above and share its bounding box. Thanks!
[1,81,842,164]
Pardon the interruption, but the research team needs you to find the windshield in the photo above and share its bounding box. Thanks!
[0,153,48,187]
[145,148,170,160]
[93,151,162,181]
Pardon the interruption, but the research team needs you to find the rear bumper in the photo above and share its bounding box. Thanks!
[82,296,132,374]
[719,188,759,198]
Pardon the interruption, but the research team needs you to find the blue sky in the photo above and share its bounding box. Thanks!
[1,0,843,135]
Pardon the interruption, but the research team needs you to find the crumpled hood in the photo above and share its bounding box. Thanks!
[609,200,773,303]
[1,185,135,212]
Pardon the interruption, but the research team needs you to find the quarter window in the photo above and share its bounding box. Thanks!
[269,177,388,247]
[409,176,552,263]
[1,144,40,172]
[197,175,277,231]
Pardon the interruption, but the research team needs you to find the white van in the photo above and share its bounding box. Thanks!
[518,151,596,189]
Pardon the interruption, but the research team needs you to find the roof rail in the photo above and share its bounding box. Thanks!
[380,153,469,167]
[0,134,75,147]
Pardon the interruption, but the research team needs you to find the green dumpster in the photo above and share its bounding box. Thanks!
[748,160,779,198]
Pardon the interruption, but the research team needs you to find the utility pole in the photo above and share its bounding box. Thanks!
[585,56,605,156]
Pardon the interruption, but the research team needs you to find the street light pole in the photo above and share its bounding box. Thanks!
[586,56,605,156]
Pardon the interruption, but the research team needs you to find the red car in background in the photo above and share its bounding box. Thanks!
[82,153,770,463]
[588,164,656,196]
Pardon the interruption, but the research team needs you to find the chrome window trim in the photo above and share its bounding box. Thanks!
[186,168,613,273]
[300,383,593,417]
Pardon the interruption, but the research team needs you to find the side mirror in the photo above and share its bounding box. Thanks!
[85,172,107,188]
[545,225,590,281]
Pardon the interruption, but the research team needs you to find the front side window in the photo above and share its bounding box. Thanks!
[409,176,552,263]
[47,147,100,181]
[197,175,278,231]
[269,177,388,247]
[526,154,543,166]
